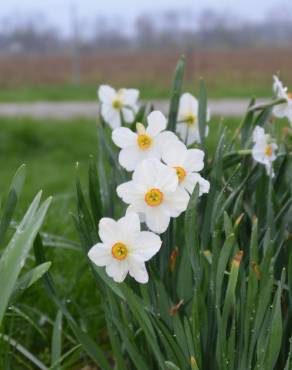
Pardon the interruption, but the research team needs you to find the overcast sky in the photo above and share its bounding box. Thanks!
[1,0,291,35]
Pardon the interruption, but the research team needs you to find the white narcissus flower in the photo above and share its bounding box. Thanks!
[88,213,161,283]
[162,141,210,196]
[252,126,278,176]
[112,110,179,171]
[117,159,189,234]
[273,76,292,124]
[98,85,139,129]
[176,92,210,145]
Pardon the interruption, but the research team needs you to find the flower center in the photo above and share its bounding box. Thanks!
[265,144,273,157]
[145,188,164,207]
[288,92,292,100]
[111,242,128,260]
[174,166,186,182]
[184,113,197,125]
[112,99,122,110]
[137,134,152,149]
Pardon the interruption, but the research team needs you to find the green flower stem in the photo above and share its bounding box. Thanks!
[248,98,287,112]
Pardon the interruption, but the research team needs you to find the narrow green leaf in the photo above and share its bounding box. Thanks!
[198,79,207,148]
[0,165,26,244]
[165,361,182,370]
[11,262,52,302]
[51,310,63,370]
[33,235,112,370]
[0,334,48,370]
[167,55,185,132]
[0,194,51,327]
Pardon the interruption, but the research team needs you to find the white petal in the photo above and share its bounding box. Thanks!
[99,218,119,244]
[101,105,121,129]
[119,146,145,171]
[273,104,288,119]
[163,188,189,217]
[131,231,162,261]
[126,205,147,222]
[117,181,145,204]
[155,131,180,151]
[121,107,136,123]
[128,259,149,283]
[154,162,178,192]
[142,141,162,160]
[162,140,186,167]
[183,149,205,172]
[178,93,198,119]
[252,145,266,164]
[146,111,167,136]
[121,88,139,106]
[112,127,137,149]
[183,173,210,195]
[117,213,140,235]
[132,159,157,187]
[176,123,188,142]
[176,123,201,145]
[98,85,116,103]
[106,260,129,283]
[252,126,266,143]
[186,125,201,145]
[145,208,170,234]
[88,243,112,266]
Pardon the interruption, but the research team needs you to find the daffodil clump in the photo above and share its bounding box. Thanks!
[71,58,292,369]
[89,88,210,282]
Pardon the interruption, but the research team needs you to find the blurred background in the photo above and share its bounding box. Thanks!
[0,0,292,100]
[0,0,291,238]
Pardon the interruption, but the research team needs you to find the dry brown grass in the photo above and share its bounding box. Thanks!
[0,48,291,97]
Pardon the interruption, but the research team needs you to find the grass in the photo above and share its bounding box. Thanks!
[0,116,105,364]
[0,117,97,236]
[0,82,273,102]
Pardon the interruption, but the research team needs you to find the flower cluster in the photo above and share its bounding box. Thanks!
[115,108,210,234]
[252,126,277,176]
[176,92,210,145]
[88,86,210,283]
[90,78,285,283]
[273,75,292,125]
[98,85,139,129]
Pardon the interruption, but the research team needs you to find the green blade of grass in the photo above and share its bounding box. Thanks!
[0,164,26,244]
[167,55,185,132]
[51,310,63,370]
[0,193,51,327]
[33,235,112,370]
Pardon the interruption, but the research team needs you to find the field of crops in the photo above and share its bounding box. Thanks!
[0,48,292,101]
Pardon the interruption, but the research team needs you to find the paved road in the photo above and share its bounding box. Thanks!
[0,99,267,119]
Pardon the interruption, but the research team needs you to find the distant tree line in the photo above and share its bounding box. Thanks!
[0,8,292,54]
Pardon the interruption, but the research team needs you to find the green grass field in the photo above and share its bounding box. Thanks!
[0,82,273,102]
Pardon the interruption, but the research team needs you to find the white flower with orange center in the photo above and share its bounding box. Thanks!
[117,159,189,234]
[162,141,210,195]
[252,126,277,176]
[176,93,210,145]
[98,85,139,129]
[88,213,161,283]
[273,76,292,125]
[112,110,179,171]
